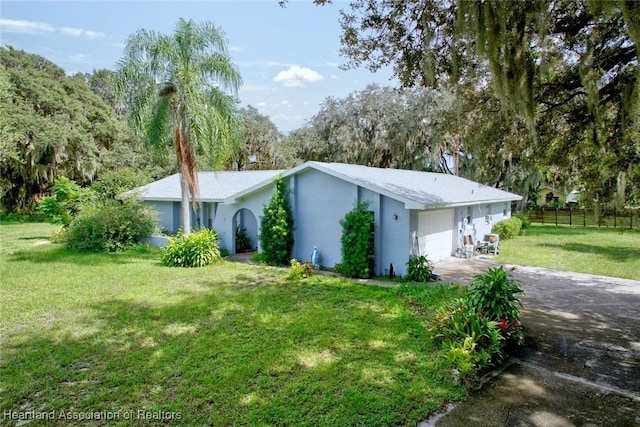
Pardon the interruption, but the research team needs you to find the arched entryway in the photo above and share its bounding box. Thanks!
[232,208,258,253]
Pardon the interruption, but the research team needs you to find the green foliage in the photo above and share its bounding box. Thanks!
[229,105,299,170]
[115,18,242,235]
[468,267,524,349]
[259,177,294,266]
[38,177,95,226]
[161,228,221,267]
[433,298,503,383]
[299,84,451,169]
[432,266,524,384]
[406,255,435,282]
[235,225,252,252]
[0,47,127,213]
[492,217,522,239]
[65,200,157,252]
[93,168,150,201]
[2,223,467,426]
[513,213,531,230]
[319,1,639,207]
[0,211,45,223]
[288,259,314,280]
[340,201,375,278]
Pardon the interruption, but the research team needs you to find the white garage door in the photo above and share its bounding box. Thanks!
[417,209,454,261]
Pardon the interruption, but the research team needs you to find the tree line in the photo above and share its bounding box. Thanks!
[2,1,638,216]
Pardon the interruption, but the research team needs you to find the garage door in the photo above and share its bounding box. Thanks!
[417,209,454,261]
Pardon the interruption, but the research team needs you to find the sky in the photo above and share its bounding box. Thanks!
[0,0,398,133]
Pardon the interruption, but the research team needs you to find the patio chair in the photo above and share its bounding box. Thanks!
[478,233,499,255]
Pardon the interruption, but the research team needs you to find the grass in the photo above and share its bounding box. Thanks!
[495,224,640,280]
[0,222,467,426]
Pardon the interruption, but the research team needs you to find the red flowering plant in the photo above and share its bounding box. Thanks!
[468,267,524,352]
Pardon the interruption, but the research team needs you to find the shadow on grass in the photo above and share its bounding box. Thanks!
[0,280,463,426]
[539,242,640,262]
[17,235,52,241]
[8,244,161,266]
[525,224,640,238]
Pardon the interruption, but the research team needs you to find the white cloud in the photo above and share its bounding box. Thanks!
[281,100,292,107]
[326,62,340,68]
[229,45,242,52]
[0,18,53,34]
[0,18,103,38]
[330,74,339,80]
[273,65,324,88]
[60,27,104,39]
[256,101,267,107]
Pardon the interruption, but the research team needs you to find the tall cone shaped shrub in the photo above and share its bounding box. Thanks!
[259,177,294,266]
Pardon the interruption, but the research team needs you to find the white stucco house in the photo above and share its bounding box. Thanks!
[128,161,522,276]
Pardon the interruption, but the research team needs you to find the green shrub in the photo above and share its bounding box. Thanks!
[492,217,522,239]
[259,177,294,266]
[93,168,151,201]
[65,200,157,252]
[288,259,313,280]
[39,177,95,226]
[512,213,531,230]
[0,211,45,222]
[340,201,375,278]
[406,255,435,282]
[161,229,221,267]
[432,266,525,384]
[433,298,503,383]
[468,266,524,349]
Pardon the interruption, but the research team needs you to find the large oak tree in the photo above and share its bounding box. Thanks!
[309,0,639,205]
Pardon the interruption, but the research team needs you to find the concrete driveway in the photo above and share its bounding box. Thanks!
[426,256,640,426]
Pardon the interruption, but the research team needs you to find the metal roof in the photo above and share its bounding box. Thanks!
[123,170,284,202]
[130,162,522,209]
[227,161,522,209]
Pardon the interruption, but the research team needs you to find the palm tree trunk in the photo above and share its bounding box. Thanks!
[179,172,191,236]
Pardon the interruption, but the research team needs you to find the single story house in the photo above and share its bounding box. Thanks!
[129,161,522,277]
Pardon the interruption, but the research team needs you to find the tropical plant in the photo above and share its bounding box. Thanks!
[65,199,157,252]
[259,177,294,266]
[468,267,524,349]
[115,18,242,236]
[235,225,252,252]
[161,228,221,267]
[406,255,435,282]
[340,201,375,278]
[433,298,503,383]
[492,217,523,239]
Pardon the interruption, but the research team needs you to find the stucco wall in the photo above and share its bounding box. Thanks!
[287,172,411,276]
[219,185,275,254]
[358,188,410,277]
[454,202,511,251]
[290,169,356,269]
[143,201,174,233]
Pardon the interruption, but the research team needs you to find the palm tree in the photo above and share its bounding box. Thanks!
[115,18,242,235]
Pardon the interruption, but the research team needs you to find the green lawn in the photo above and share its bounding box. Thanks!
[495,224,640,280]
[0,223,466,426]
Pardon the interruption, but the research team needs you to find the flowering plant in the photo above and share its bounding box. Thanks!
[469,267,524,349]
[288,259,313,280]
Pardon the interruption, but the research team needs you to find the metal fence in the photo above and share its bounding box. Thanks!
[528,207,638,229]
